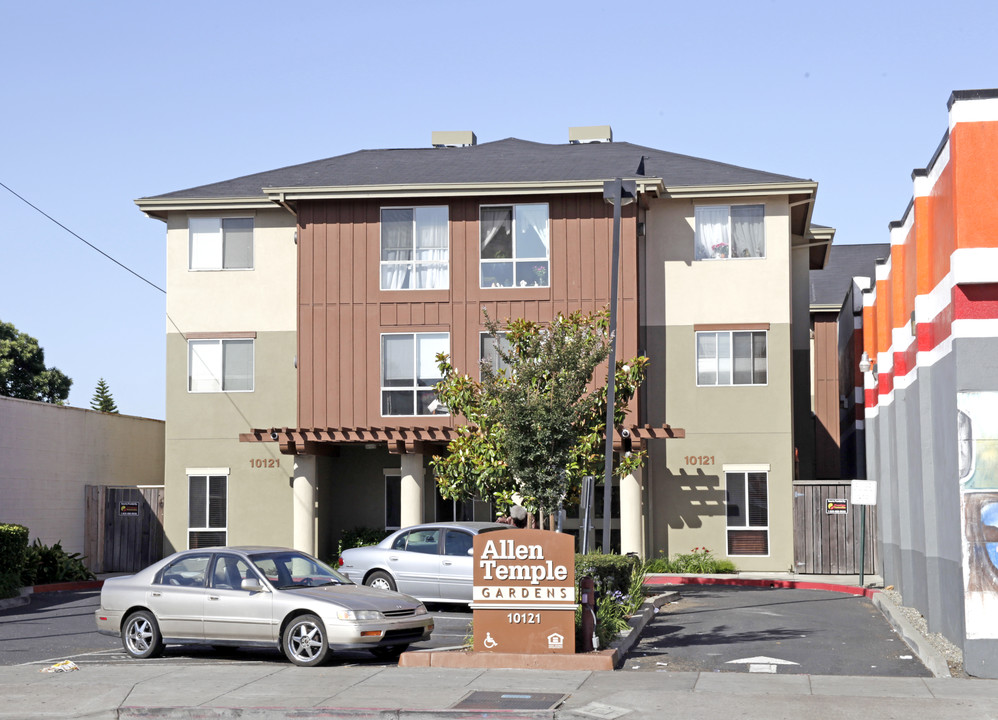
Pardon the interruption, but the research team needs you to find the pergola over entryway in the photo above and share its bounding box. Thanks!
[239,424,684,557]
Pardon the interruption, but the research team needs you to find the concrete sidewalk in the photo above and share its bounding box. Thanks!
[4,662,998,719]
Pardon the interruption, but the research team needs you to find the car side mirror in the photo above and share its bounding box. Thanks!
[241,577,266,593]
[467,548,474,556]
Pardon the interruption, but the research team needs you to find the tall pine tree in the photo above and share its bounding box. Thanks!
[90,378,119,413]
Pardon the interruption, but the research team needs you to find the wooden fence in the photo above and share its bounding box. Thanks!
[84,485,164,573]
[793,480,878,575]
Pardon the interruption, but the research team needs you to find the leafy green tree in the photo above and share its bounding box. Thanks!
[0,320,72,404]
[431,308,648,523]
[90,378,119,413]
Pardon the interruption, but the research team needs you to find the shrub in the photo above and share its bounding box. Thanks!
[645,547,736,574]
[574,552,643,650]
[334,527,387,563]
[0,524,30,598]
[20,540,95,586]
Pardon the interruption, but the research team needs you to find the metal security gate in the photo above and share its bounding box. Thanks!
[84,486,164,573]
[793,481,878,575]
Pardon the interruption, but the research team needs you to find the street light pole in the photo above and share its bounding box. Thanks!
[601,178,635,553]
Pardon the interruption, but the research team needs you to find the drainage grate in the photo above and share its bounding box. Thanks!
[451,691,567,711]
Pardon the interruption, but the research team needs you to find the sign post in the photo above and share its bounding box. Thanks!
[472,529,577,654]
[851,480,878,587]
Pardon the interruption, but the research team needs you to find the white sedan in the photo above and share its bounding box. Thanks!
[95,546,433,666]
[338,521,510,603]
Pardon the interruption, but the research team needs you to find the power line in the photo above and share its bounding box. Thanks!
[0,181,165,294]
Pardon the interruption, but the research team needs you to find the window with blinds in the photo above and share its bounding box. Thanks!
[726,470,769,556]
[189,474,227,548]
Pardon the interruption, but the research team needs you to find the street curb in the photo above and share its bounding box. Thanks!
[872,590,951,678]
[0,579,104,611]
[610,591,679,662]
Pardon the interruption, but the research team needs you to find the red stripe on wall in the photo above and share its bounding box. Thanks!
[894,339,918,377]
[865,388,878,409]
[954,283,998,320]
[917,302,954,352]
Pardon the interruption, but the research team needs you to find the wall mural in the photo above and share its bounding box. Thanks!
[958,391,998,639]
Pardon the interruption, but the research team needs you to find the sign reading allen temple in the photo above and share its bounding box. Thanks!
[472,529,577,654]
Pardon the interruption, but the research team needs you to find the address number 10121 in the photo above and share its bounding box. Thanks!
[684,455,715,466]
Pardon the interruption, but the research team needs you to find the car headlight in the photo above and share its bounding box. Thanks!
[413,603,428,616]
[336,609,383,621]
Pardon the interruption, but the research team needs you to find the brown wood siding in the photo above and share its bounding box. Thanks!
[297,195,639,430]
[812,314,841,478]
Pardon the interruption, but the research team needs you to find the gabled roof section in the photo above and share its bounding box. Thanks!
[810,243,891,309]
[136,138,815,220]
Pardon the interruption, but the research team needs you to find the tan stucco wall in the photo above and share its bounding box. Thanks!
[640,195,796,571]
[0,395,164,554]
[162,208,297,553]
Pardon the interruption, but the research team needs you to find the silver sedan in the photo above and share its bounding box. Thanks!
[95,546,433,666]
[337,522,510,603]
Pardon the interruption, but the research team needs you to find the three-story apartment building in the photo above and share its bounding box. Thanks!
[137,126,830,571]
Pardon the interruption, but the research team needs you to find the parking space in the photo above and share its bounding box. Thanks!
[622,585,931,676]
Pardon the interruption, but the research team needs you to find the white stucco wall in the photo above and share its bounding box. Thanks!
[0,395,165,554]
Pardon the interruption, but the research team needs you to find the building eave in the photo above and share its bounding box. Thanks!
[262,178,666,202]
[134,197,283,221]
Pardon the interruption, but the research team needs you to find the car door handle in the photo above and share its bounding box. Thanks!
[151,592,161,597]
[443,561,454,566]
[388,555,399,561]
[208,596,220,601]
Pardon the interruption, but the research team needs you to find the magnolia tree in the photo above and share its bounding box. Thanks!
[430,308,648,526]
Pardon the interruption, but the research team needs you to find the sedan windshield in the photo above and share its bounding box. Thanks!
[249,551,354,589]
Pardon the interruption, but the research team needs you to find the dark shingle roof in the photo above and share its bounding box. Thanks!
[142,138,810,201]
[810,243,890,307]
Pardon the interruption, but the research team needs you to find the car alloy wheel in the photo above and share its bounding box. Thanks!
[122,610,164,659]
[283,614,329,667]
[365,570,396,592]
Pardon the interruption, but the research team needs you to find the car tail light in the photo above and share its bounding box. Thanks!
[338,557,344,566]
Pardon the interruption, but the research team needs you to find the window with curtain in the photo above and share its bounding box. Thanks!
[694,205,764,260]
[188,338,254,392]
[188,474,227,549]
[480,332,511,377]
[381,332,449,416]
[189,217,253,270]
[696,331,767,386]
[380,206,449,289]
[480,204,549,288]
[726,470,769,555]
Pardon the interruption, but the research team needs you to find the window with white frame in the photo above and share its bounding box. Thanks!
[188,472,227,549]
[480,331,511,377]
[189,217,253,270]
[726,468,769,556]
[696,330,767,386]
[380,206,449,290]
[694,204,764,260]
[480,204,550,288]
[188,338,254,392]
[381,332,449,416]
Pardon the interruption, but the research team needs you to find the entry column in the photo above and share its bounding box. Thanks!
[400,453,425,528]
[620,464,645,558]
[293,455,317,554]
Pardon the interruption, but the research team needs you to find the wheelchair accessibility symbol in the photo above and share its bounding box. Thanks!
[483,632,498,649]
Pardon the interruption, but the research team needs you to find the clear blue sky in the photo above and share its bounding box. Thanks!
[2,0,995,420]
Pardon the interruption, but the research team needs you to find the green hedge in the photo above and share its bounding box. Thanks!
[574,552,639,594]
[0,524,30,599]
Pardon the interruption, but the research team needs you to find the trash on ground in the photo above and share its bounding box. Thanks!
[41,660,79,673]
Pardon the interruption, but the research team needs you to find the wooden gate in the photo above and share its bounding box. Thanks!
[793,481,878,575]
[84,486,165,573]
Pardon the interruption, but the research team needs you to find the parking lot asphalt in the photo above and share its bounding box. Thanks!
[0,572,987,719]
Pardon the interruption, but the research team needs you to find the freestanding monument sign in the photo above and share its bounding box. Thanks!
[471,529,577,654]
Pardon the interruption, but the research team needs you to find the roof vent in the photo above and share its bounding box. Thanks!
[432,131,477,148]
[569,125,613,144]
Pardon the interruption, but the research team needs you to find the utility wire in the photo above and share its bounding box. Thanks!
[0,181,165,294]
